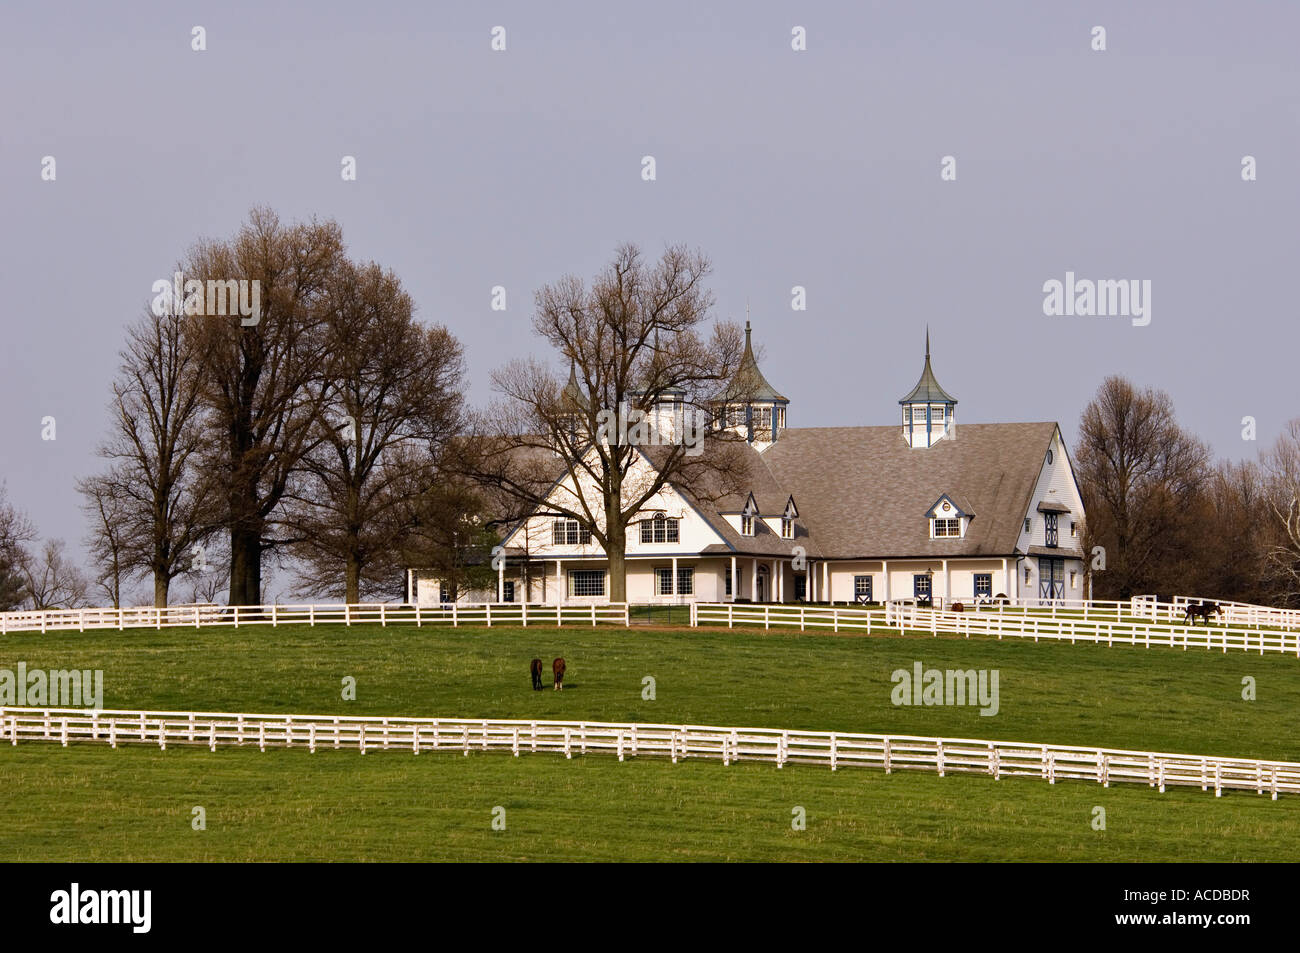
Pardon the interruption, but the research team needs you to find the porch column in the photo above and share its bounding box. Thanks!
[823,561,829,602]
[777,560,784,603]
[752,558,758,602]
[556,559,562,606]
[882,560,889,602]
[497,558,505,602]
[942,559,949,605]
[1001,557,1008,598]
[730,555,737,602]
[671,556,678,603]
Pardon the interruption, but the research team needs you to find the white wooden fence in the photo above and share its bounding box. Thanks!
[881,602,1300,657]
[5,706,1297,799]
[0,602,630,635]
[691,600,1300,657]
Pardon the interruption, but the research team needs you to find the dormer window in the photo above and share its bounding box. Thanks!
[932,517,962,538]
[782,517,793,539]
[741,514,754,536]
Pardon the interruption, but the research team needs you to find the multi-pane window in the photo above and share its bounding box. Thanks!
[1070,521,1078,538]
[781,517,793,539]
[677,568,694,596]
[974,573,992,599]
[740,514,754,536]
[932,518,961,537]
[725,567,732,596]
[655,568,674,596]
[640,515,679,544]
[775,407,786,429]
[794,574,806,600]
[932,405,946,424]
[854,575,873,602]
[655,567,693,596]
[756,407,772,432]
[553,519,592,546]
[439,582,449,604]
[502,581,515,603]
[1024,518,1032,534]
[569,570,605,597]
[1044,513,1059,547]
[913,574,932,599]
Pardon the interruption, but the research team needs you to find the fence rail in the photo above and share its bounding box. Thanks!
[690,600,1300,657]
[4,706,1296,799]
[0,602,631,634]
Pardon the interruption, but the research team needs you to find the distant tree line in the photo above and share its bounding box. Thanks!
[1077,375,1300,606]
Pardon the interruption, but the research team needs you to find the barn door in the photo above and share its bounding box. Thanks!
[1038,558,1064,602]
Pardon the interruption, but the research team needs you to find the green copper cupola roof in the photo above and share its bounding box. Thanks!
[898,328,956,405]
[723,321,787,403]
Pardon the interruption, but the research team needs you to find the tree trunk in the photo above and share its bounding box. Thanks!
[606,511,627,603]
[153,573,169,608]
[228,524,261,605]
[345,554,360,605]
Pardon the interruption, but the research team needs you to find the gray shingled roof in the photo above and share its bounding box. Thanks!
[756,422,1061,559]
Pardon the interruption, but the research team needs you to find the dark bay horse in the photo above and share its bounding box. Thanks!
[530,658,544,691]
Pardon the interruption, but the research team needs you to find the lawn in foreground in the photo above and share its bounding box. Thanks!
[1,742,1295,862]
[2,622,1297,761]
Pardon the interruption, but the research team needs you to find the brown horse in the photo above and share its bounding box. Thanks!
[530,658,543,691]
[1183,601,1222,626]
[552,657,566,691]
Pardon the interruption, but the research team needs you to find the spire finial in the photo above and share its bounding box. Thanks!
[925,325,930,361]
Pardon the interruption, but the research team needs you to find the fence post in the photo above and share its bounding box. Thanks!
[765,605,770,630]
[345,604,351,627]
[486,603,491,627]
[522,602,527,628]
[591,604,597,627]
[380,604,386,627]
[272,604,278,628]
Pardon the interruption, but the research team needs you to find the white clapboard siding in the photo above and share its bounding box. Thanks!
[4,707,1297,800]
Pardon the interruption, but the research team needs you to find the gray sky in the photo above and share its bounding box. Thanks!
[3,1,1296,595]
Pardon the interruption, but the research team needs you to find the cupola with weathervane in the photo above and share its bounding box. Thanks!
[713,319,789,450]
[899,329,956,448]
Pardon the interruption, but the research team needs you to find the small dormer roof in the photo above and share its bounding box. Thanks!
[899,328,956,405]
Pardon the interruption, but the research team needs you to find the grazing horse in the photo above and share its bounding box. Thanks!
[1183,601,1222,625]
[530,658,544,691]
[552,657,566,691]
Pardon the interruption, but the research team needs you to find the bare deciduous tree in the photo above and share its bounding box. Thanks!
[20,539,89,610]
[1076,375,1211,599]
[78,307,215,607]
[282,260,466,602]
[467,243,752,602]
[0,484,35,611]
[1261,418,1300,604]
[185,207,345,605]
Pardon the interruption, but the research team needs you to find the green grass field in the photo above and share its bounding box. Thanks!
[2,620,1297,861]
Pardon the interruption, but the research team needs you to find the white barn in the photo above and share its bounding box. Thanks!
[408,327,1087,607]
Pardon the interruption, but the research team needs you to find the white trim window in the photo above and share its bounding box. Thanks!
[640,514,680,544]
[740,514,754,536]
[781,516,793,539]
[553,519,593,546]
[931,517,962,538]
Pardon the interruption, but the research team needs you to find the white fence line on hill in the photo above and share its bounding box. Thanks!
[0,602,631,634]
[690,601,1300,657]
[4,706,1296,799]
